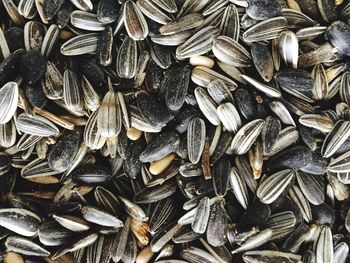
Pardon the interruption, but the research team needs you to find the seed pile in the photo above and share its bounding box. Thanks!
[0,0,350,262]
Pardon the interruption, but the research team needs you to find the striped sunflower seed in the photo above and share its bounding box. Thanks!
[17,113,59,137]
[191,66,238,90]
[195,87,220,126]
[70,10,106,31]
[230,119,265,155]
[60,33,99,56]
[137,0,173,25]
[187,118,206,164]
[256,169,295,204]
[159,13,203,35]
[97,87,122,138]
[217,102,242,132]
[278,30,299,69]
[243,16,288,42]
[124,0,148,40]
[220,4,240,41]
[213,36,251,67]
[0,82,18,124]
[176,26,220,60]
[116,36,137,79]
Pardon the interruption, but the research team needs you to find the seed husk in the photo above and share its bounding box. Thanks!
[124,0,148,40]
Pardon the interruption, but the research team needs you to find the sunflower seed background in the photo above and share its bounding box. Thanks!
[0,0,349,262]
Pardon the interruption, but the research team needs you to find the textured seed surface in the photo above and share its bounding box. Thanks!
[0,0,349,262]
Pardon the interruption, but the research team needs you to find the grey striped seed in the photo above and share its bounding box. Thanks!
[124,0,149,40]
[176,26,220,60]
[5,236,50,257]
[17,113,59,137]
[187,118,206,164]
[0,82,18,124]
[192,66,238,90]
[230,119,264,155]
[195,87,220,126]
[60,33,99,56]
[117,36,137,79]
[278,30,299,69]
[70,10,106,31]
[97,88,122,138]
[212,36,251,67]
[243,17,288,42]
[137,0,173,25]
[257,169,294,204]
[159,13,203,35]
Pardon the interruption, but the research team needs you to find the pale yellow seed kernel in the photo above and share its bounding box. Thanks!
[60,30,75,40]
[335,0,344,5]
[149,153,176,175]
[189,56,215,68]
[4,252,24,263]
[286,0,301,12]
[127,127,143,141]
[136,246,154,263]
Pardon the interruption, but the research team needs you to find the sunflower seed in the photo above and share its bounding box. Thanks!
[278,30,298,69]
[230,119,265,155]
[0,208,41,237]
[117,36,137,79]
[243,17,288,42]
[191,197,210,234]
[192,66,238,90]
[124,0,149,40]
[137,0,173,25]
[0,82,18,124]
[321,120,350,158]
[187,118,206,164]
[257,169,294,204]
[5,235,50,256]
[176,26,220,60]
[159,13,203,35]
[220,4,240,41]
[60,33,99,56]
[212,36,251,67]
[315,225,333,263]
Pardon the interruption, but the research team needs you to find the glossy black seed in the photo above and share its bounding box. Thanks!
[267,145,313,171]
[212,158,230,197]
[171,106,201,134]
[79,59,105,88]
[246,0,282,20]
[300,151,328,175]
[4,27,24,52]
[47,132,80,173]
[234,88,257,120]
[24,84,47,109]
[311,203,335,226]
[136,90,170,129]
[0,49,25,86]
[20,51,47,84]
[97,0,119,23]
[71,165,112,185]
[276,69,314,93]
[326,21,350,56]
[124,139,145,179]
[145,60,163,94]
[140,131,180,163]
[238,202,271,231]
[163,65,191,111]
